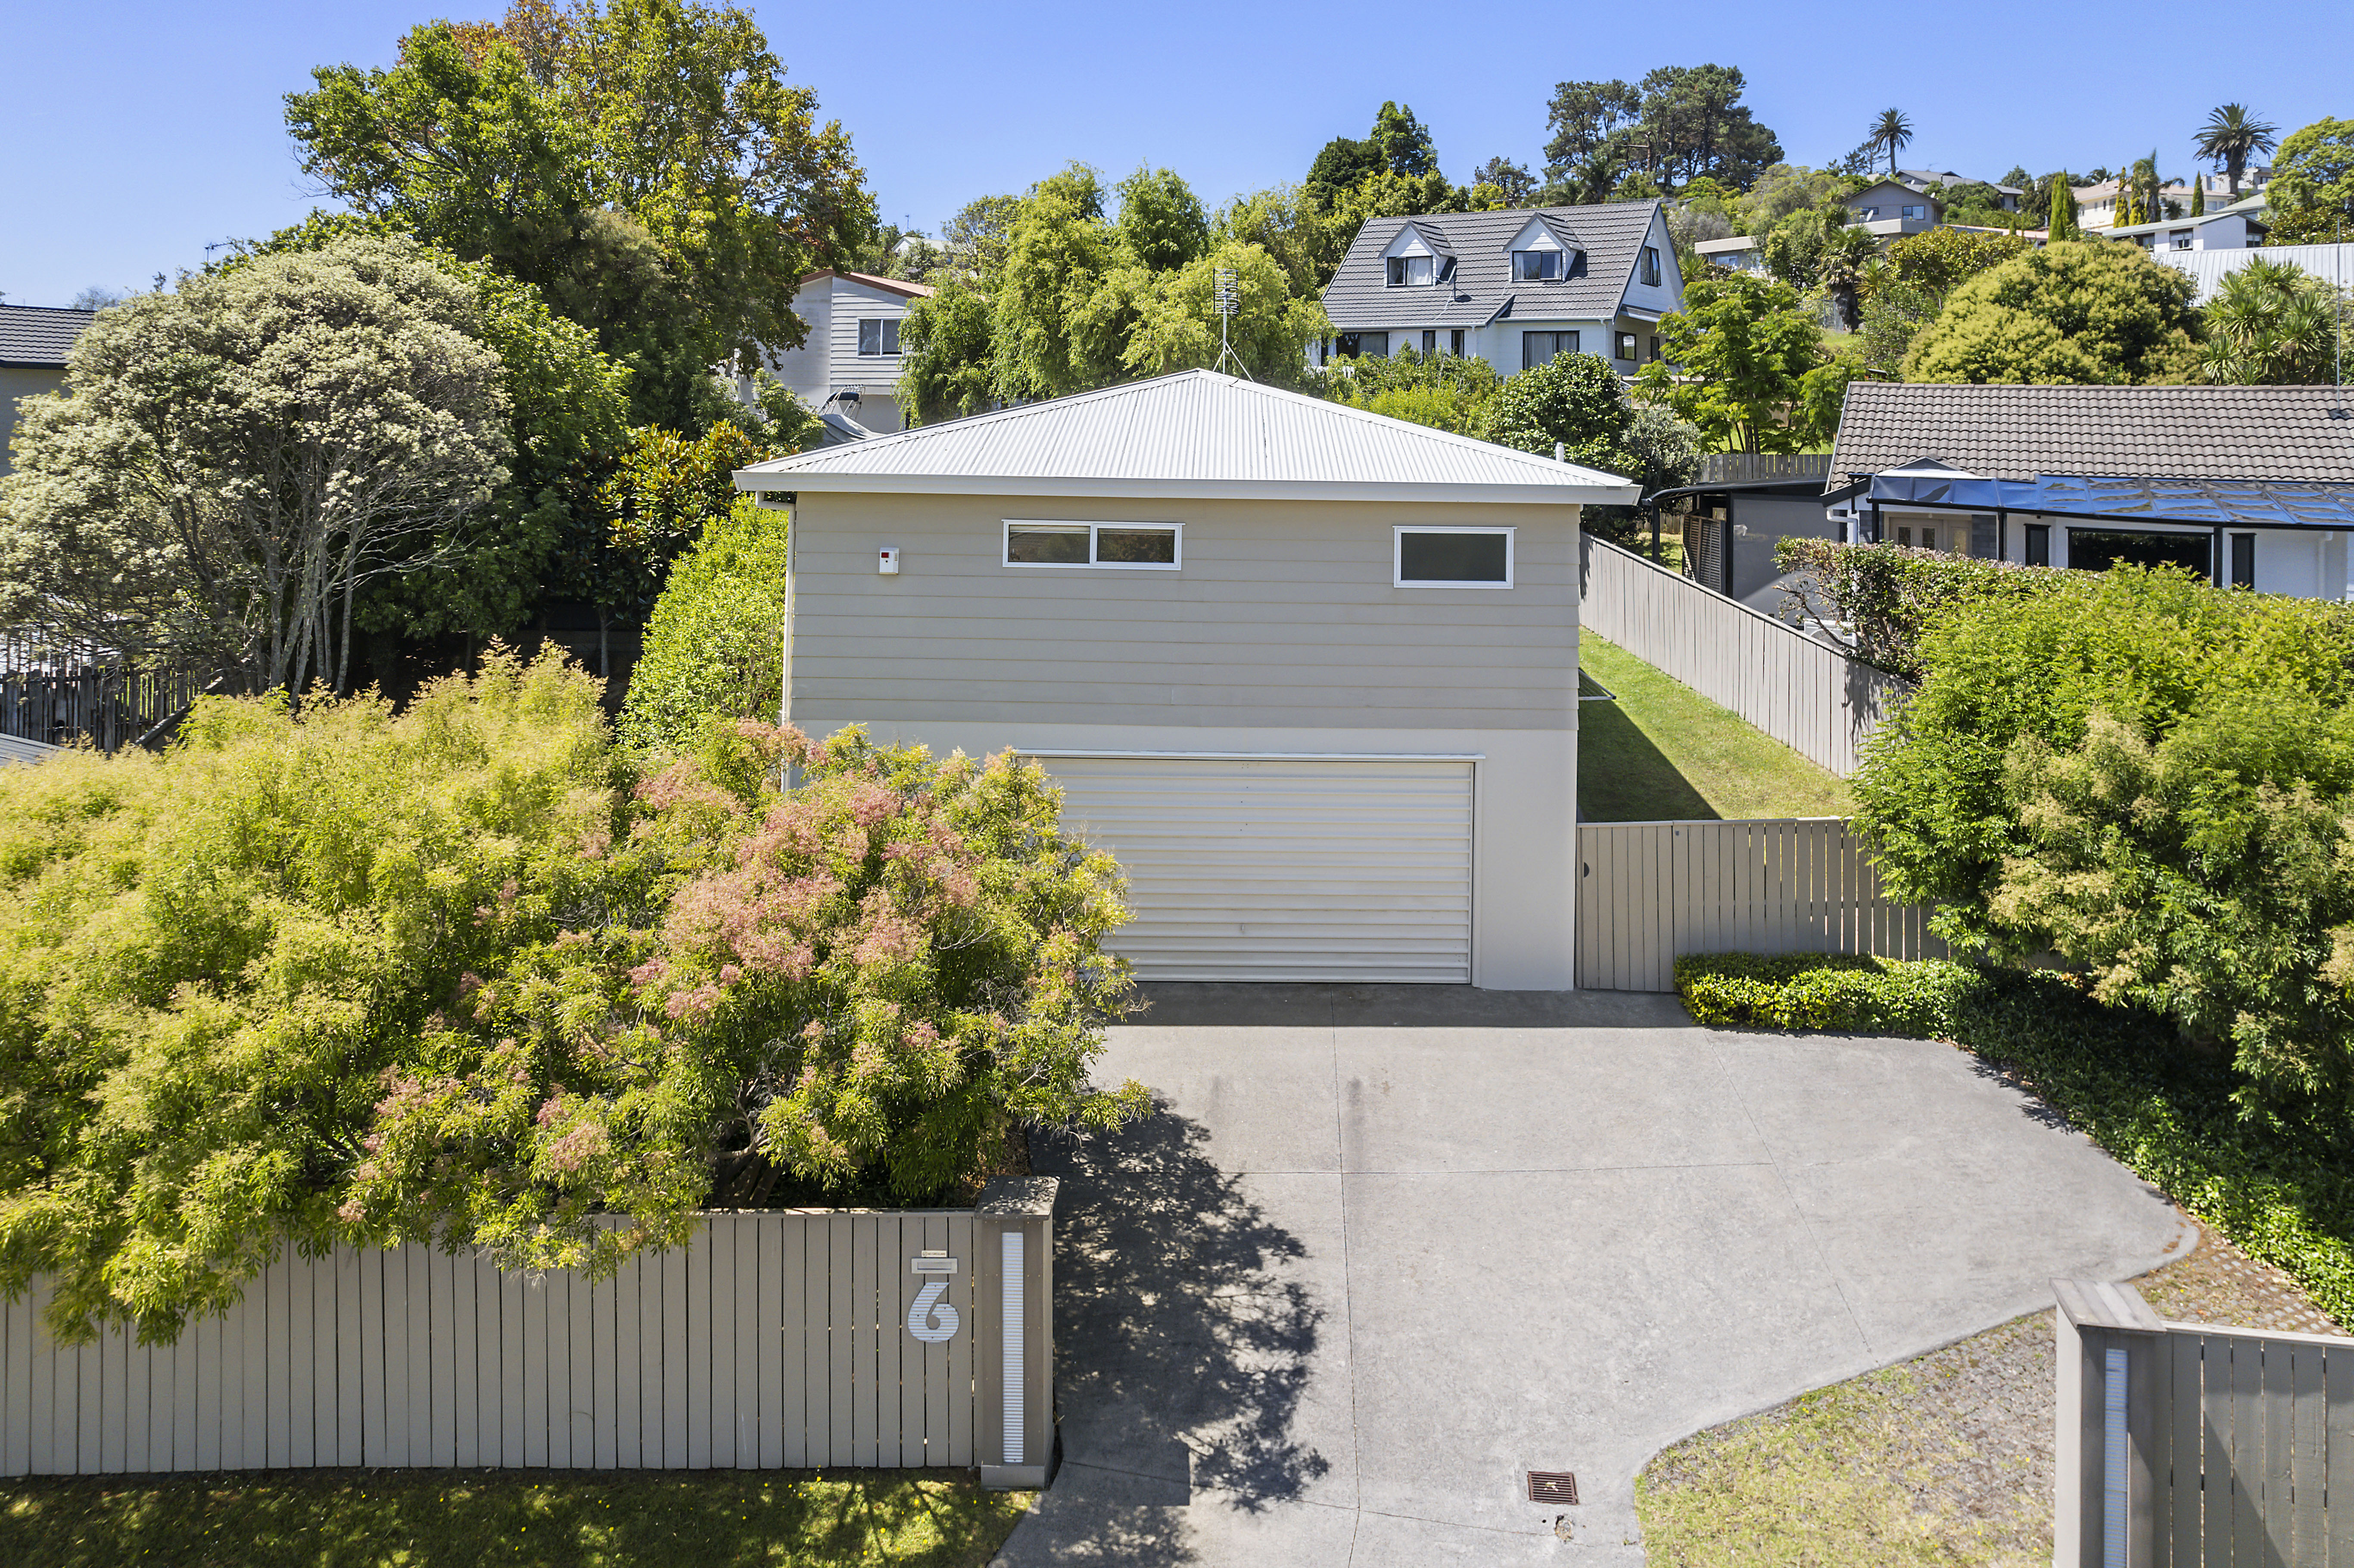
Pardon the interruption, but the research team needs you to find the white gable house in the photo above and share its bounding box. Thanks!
[744,270,934,436]
[1319,199,1684,377]
[735,370,1639,989]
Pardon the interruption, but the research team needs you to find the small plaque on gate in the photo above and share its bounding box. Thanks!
[911,1254,958,1274]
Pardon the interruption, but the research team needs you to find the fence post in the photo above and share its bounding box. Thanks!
[975,1176,1057,1489]
[2055,1279,2170,1568]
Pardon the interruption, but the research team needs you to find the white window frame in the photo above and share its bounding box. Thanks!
[1512,249,1561,282]
[857,317,900,357]
[1387,254,1436,287]
[1002,519,1183,571]
[1393,524,1514,590]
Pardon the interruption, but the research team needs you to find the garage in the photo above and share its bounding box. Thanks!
[1036,754,1475,983]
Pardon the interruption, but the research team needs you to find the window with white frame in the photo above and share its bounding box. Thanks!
[1900,204,1927,219]
[1394,526,1512,588]
[857,317,900,355]
[1523,330,1578,369]
[1003,520,1180,569]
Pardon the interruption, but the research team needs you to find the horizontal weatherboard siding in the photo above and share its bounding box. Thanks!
[788,493,1580,732]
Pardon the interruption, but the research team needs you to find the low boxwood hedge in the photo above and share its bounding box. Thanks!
[1675,953,2354,1327]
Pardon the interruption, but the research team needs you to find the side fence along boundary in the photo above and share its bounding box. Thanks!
[0,1180,1056,1485]
[1578,532,1909,778]
[1576,817,1942,992]
[2055,1277,2353,1567]
[0,666,210,754]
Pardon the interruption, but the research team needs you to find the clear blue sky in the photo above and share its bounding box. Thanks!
[4,0,2345,308]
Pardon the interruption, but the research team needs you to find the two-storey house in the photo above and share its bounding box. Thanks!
[1317,200,1684,376]
[742,270,934,435]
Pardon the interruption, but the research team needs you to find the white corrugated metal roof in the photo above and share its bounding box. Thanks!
[733,370,1640,504]
[0,733,59,766]
[2154,241,2354,304]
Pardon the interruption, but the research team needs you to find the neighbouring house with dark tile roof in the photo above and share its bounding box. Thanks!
[1,305,97,478]
[1827,382,2354,598]
[1317,199,1683,378]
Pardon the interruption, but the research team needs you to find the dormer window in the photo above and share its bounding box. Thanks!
[1387,255,1435,286]
[1512,249,1561,282]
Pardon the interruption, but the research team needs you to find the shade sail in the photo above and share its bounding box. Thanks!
[1866,472,2354,529]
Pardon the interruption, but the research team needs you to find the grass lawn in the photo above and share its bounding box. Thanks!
[0,1468,1028,1568]
[1578,634,1853,822]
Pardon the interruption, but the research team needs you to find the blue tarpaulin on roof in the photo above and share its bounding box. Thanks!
[1867,472,2354,528]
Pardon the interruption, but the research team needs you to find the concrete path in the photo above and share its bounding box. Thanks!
[993,984,2190,1565]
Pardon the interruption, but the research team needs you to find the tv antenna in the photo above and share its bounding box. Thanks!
[1211,266,1251,378]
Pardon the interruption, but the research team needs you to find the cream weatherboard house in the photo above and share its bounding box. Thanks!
[733,369,1636,988]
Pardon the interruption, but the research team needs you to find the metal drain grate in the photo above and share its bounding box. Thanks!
[1527,1470,1579,1505]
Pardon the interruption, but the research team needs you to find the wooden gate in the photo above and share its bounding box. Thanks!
[1576,818,1941,992]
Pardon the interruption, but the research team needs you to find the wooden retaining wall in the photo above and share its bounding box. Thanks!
[1579,532,1909,778]
[1576,818,1942,992]
[0,1183,1056,1484]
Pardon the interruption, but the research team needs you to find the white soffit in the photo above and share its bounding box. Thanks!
[733,369,1640,505]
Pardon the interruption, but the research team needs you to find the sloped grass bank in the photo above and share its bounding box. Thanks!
[1675,954,2354,1326]
[1577,636,1852,822]
[0,1468,1028,1568]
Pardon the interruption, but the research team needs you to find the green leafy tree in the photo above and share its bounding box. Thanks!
[1735,164,1855,236]
[1903,243,2200,384]
[1115,241,1331,385]
[1815,224,1881,330]
[286,0,875,429]
[1635,273,1837,453]
[2195,103,2281,199]
[0,651,1147,1341]
[0,234,511,695]
[940,194,1022,285]
[1541,67,1780,194]
[1761,206,1838,287]
[895,277,996,426]
[2191,179,2206,218]
[1869,108,1914,175]
[987,165,1128,404]
[1852,567,2354,1116]
[2198,257,2346,385]
[1852,227,2029,371]
[593,420,777,631]
[1472,157,1538,205]
[1115,166,1211,272]
[1479,351,1633,460]
[1370,101,1440,177]
[1305,136,1385,203]
[2265,118,2354,245]
[617,496,788,754]
[1326,345,1503,433]
[1216,184,1321,296]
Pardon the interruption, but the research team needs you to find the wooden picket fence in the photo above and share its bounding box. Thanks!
[1576,818,1942,992]
[1579,532,1908,778]
[2057,1278,2354,1567]
[0,1183,1056,1484]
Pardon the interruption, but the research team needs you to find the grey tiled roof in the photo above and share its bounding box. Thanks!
[1321,200,1662,330]
[0,305,98,367]
[1828,382,2354,488]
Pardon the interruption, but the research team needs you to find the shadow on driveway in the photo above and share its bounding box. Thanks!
[1130,982,1695,1030]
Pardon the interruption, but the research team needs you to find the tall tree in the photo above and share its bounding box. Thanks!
[1473,157,1538,205]
[0,236,512,696]
[1370,101,1439,177]
[1632,273,1839,453]
[1871,109,1914,176]
[1541,79,1644,179]
[286,0,875,430]
[987,165,1128,404]
[1115,166,1211,272]
[2264,118,2354,245]
[1544,69,1778,194]
[2194,103,2281,198]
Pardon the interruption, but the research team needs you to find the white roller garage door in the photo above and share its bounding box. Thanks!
[1037,754,1474,983]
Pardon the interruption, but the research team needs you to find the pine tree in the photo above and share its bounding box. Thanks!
[2191,177,2205,218]
[2049,177,2079,240]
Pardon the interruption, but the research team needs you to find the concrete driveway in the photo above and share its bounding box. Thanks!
[995,984,2190,1565]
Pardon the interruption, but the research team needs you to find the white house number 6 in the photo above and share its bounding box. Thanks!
[907,1253,960,1343]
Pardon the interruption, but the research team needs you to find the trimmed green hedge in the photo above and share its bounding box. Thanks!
[1676,954,2354,1326]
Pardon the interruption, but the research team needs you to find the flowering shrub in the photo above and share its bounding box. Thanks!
[0,651,1142,1341]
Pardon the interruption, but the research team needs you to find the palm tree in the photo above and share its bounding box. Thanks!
[2199,258,2340,385]
[2194,103,2279,199]
[1871,109,1915,177]
[1816,226,1881,331]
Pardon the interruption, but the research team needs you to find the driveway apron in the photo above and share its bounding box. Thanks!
[993,984,2190,1565]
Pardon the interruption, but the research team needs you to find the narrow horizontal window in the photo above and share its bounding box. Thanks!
[1335,332,1389,358]
[1005,520,1181,570]
[1396,526,1513,588]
